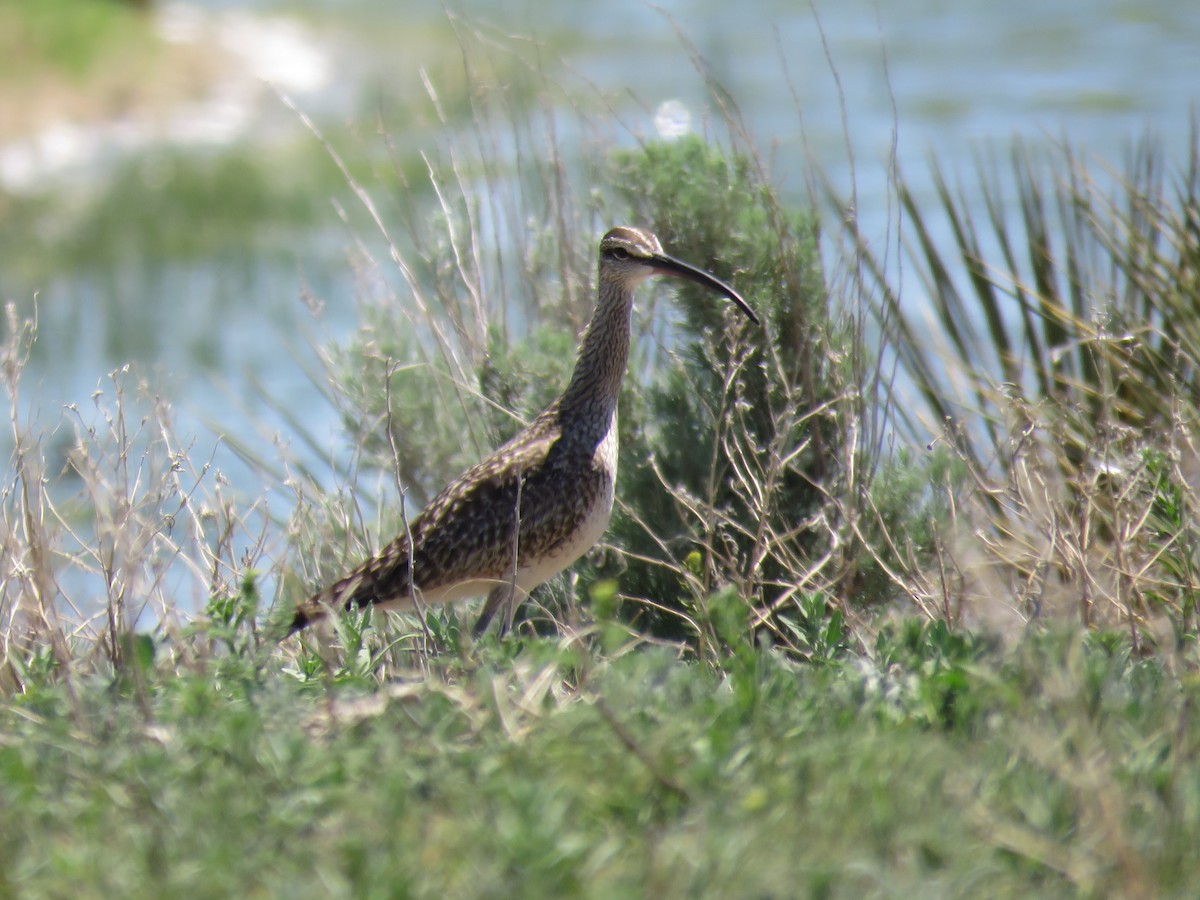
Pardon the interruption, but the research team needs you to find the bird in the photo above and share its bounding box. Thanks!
[287,226,757,638]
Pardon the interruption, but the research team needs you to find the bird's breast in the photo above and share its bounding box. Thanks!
[518,479,613,592]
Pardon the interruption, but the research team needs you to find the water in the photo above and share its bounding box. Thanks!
[2,0,1197,502]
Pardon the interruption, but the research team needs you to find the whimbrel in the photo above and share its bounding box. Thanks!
[288,226,756,637]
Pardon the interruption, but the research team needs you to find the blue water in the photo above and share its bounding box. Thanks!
[2,0,1197,582]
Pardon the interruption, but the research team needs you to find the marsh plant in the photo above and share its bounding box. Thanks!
[4,60,1199,683]
[849,137,1200,647]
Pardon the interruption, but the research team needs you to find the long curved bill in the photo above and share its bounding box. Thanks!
[650,253,760,325]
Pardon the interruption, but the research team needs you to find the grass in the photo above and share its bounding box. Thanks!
[1,626,1197,897]
[4,10,1200,898]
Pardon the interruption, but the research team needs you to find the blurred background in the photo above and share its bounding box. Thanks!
[1,0,1197,483]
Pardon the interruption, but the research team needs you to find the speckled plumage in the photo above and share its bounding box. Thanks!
[288,226,756,636]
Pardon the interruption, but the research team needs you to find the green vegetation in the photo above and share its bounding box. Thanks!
[4,11,1200,898]
[2,623,1197,897]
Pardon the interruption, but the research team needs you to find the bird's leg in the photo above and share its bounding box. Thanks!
[474,582,515,638]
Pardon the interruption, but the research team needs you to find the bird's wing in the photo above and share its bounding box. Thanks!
[289,419,567,632]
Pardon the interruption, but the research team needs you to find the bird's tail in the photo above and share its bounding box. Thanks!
[281,540,412,638]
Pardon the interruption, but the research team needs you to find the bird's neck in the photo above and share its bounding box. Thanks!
[557,283,633,424]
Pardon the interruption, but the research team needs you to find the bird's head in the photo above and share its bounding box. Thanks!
[598,226,759,324]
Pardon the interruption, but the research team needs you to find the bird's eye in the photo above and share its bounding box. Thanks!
[611,247,630,260]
